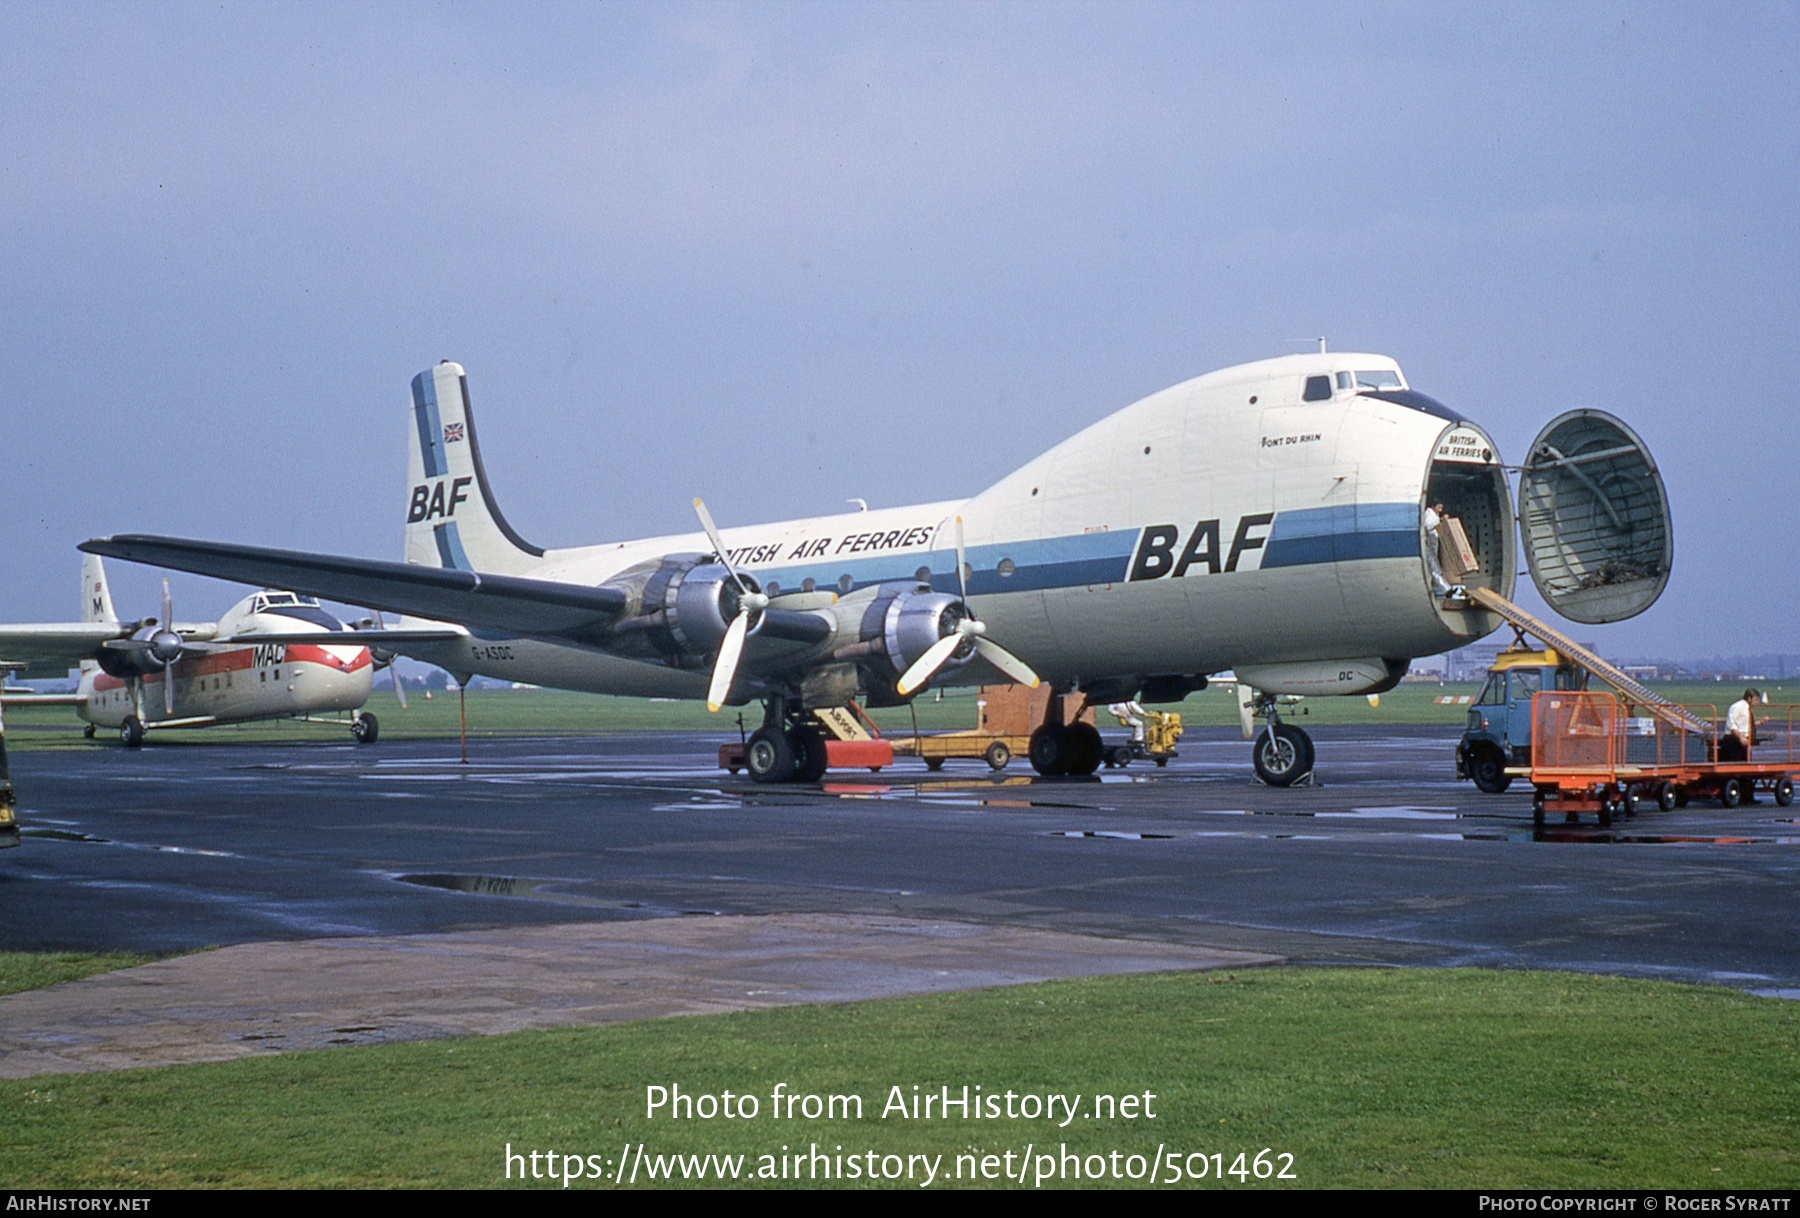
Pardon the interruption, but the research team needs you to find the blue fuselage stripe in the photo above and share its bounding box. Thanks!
[1260,503,1420,568]
[739,504,1419,595]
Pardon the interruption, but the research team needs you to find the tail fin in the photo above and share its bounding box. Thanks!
[81,553,119,624]
[405,361,545,576]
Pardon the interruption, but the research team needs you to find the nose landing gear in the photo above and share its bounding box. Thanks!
[1245,692,1315,788]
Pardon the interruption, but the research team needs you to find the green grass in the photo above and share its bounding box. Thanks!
[1,967,1795,1189]
[6,681,1792,752]
[0,953,167,998]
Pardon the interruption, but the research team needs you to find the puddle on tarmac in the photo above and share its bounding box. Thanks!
[20,828,109,844]
[389,873,721,914]
[395,872,545,897]
[18,827,239,857]
[1047,826,1800,846]
[1527,830,1800,845]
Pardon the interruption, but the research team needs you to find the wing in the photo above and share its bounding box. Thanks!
[81,535,627,645]
[0,623,133,677]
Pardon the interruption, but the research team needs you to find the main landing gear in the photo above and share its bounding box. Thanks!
[744,695,828,785]
[1246,692,1314,787]
[1026,693,1105,777]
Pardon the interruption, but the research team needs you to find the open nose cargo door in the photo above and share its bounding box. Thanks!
[1517,410,1672,625]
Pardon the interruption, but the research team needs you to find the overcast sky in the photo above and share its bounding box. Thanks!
[2,2,1795,660]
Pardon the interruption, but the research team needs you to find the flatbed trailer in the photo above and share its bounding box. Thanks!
[1520,691,1796,825]
[889,729,1026,771]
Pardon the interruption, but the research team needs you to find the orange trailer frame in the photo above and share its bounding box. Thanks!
[1525,691,1796,825]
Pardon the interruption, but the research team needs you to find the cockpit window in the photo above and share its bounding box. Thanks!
[1336,371,1352,390]
[1302,375,1332,402]
[1355,370,1403,390]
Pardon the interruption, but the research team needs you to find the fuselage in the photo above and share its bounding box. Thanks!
[80,592,372,728]
[400,352,1513,699]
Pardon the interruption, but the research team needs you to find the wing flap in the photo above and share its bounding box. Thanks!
[81,535,627,640]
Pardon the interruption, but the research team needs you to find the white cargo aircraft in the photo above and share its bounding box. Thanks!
[82,352,1671,782]
[0,555,429,746]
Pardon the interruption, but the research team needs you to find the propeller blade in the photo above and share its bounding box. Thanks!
[392,666,409,710]
[707,611,750,712]
[693,498,750,593]
[973,637,1040,688]
[953,515,968,602]
[159,579,178,714]
[896,632,963,698]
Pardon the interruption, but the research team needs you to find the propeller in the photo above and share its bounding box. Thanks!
[101,580,185,715]
[360,611,409,709]
[693,498,770,712]
[896,517,1040,697]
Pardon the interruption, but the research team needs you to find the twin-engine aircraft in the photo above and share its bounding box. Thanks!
[0,555,415,745]
[83,350,1671,782]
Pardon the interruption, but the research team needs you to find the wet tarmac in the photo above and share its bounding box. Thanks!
[3,726,1797,994]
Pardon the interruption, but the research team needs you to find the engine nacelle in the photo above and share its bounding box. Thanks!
[95,626,184,679]
[602,554,759,662]
[857,584,974,695]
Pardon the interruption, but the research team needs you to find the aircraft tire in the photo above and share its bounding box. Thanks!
[791,726,829,783]
[352,713,379,745]
[1252,724,1313,787]
[119,716,144,749]
[1066,723,1104,776]
[1028,725,1068,777]
[1469,747,1512,794]
[746,726,798,784]
[83,724,97,739]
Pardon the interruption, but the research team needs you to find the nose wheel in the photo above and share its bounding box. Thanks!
[1253,723,1315,787]
[1244,692,1315,787]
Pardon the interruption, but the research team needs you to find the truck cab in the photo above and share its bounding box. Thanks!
[1457,649,1587,793]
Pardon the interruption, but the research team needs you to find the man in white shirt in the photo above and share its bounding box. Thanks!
[1722,688,1761,766]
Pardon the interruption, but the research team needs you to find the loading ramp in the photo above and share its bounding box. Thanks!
[1465,586,1709,738]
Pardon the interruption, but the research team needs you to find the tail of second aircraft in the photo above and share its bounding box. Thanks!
[405,361,546,576]
[79,553,119,674]
[81,553,119,625]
